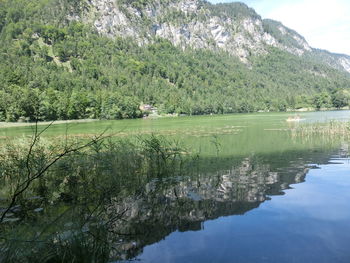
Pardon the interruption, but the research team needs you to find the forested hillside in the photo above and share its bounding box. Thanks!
[1,0,350,122]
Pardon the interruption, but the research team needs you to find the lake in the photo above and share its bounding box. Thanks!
[1,110,350,262]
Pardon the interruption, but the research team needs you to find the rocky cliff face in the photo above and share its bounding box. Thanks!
[79,0,350,72]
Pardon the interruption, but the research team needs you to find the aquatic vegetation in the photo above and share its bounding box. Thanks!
[290,121,350,139]
[0,131,192,262]
[0,112,349,262]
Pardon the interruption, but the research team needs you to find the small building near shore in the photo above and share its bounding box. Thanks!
[140,104,158,115]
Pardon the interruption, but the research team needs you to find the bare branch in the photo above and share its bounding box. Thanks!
[0,124,109,224]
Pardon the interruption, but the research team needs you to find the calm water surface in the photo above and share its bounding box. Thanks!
[2,110,350,262]
[133,156,350,263]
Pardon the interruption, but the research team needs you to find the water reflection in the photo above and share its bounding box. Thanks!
[107,148,344,261]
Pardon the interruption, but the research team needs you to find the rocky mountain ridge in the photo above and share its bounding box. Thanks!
[79,0,350,71]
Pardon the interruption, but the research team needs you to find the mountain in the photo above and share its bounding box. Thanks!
[84,0,350,71]
[1,0,350,122]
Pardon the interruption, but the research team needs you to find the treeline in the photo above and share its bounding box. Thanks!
[1,0,350,122]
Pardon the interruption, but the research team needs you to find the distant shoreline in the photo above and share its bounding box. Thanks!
[0,119,98,129]
[1,107,349,129]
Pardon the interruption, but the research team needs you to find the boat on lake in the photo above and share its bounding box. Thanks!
[286,115,305,122]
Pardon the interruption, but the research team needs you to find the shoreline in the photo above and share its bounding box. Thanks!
[1,107,349,129]
[0,119,98,129]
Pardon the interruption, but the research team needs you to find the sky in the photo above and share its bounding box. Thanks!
[208,0,350,55]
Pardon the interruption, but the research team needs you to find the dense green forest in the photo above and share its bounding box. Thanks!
[1,0,350,122]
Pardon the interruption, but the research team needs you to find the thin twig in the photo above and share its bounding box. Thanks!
[0,126,109,223]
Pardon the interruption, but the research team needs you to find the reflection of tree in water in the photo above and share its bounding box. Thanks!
[107,156,313,261]
[1,133,345,262]
[1,139,342,262]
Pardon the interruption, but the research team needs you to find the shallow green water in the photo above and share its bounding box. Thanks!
[2,110,350,262]
[2,110,350,157]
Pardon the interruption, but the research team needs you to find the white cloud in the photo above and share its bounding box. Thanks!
[264,0,350,54]
[209,0,350,55]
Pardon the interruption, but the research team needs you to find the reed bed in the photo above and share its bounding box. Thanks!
[290,121,350,139]
[0,134,194,263]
